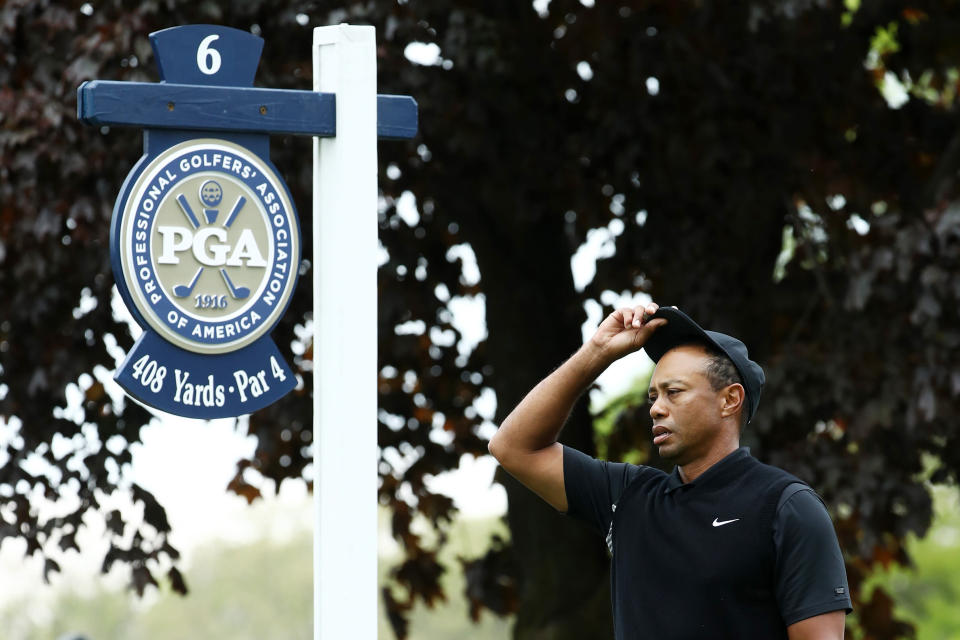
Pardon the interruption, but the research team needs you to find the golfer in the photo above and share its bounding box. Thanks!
[489,302,851,639]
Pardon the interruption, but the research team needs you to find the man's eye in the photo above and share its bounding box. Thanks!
[647,396,656,404]
[667,389,681,395]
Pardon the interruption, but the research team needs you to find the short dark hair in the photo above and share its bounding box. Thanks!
[676,341,746,427]
[701,345,743,393]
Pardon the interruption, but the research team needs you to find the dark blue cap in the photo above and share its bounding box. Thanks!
[643,307,765,424]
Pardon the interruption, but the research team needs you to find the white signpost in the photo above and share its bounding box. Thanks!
[312,24,378,640]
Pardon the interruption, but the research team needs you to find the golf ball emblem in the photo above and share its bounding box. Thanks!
[119,138,299,354]
[200,180,223,207]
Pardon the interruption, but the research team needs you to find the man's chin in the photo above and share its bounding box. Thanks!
[657,443,681,461]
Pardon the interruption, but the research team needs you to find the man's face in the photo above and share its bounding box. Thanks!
[647,345,726,465]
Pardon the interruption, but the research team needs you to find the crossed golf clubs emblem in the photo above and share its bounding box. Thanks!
[171,179,251,300]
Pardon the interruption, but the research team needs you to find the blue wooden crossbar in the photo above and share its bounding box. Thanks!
[77,80,418,139]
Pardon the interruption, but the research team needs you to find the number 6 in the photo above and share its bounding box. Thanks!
[197,34,222,75]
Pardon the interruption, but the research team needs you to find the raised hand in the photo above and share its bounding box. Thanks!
[589,301,668,363]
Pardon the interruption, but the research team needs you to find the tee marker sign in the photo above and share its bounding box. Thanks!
[77,24,416,420]
[80,23,416,640]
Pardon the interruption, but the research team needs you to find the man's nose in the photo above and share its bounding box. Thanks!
[649,397,667,420]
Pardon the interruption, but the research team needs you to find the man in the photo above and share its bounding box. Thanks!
[488,302,851,639]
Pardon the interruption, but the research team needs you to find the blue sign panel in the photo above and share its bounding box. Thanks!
[116,331,296,419]
[97,26,302,418]
[79,24,418,419]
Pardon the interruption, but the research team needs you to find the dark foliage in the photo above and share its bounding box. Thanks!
[3,2,960,639]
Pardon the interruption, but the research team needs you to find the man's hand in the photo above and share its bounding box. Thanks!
[589,302,668,364]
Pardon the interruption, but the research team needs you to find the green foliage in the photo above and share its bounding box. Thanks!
[591,370,653,464]
[862,486,960,640]
[871,22,901,58]
[0,510,512,640]
[0,532,313,640]
[380,512,514,639]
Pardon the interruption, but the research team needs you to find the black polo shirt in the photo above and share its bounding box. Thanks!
[564,446,851,638]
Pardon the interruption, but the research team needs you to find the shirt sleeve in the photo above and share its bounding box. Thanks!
[773,483,853,626]
[562,445,643,536]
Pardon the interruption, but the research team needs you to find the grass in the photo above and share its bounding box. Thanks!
[0,505,514,640]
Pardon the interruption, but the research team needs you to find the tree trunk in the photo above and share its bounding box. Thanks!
[474,215,615,639]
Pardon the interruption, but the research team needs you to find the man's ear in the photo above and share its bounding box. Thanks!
[719,383,745,420]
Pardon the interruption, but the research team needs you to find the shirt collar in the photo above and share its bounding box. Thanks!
[664,446,752,494]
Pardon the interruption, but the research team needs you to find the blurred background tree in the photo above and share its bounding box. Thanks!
[0,503,512,640]
[3,1,960,639]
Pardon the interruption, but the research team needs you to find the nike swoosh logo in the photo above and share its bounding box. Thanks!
[712,518,740,527]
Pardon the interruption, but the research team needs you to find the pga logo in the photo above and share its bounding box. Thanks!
[119,138,299,354]
[156,184,267,285]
